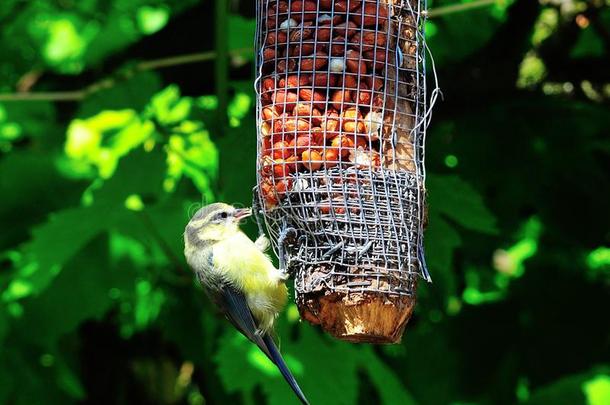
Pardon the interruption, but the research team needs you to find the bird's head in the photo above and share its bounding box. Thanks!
[184,203,252,248]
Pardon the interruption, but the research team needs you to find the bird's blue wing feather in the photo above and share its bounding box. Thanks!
[200,253,309,404]
[262,333,309,405]
[213,283,272,359]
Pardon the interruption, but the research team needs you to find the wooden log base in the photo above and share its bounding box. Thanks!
[297,289,417,344]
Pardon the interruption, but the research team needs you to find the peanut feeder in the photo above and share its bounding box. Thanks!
[254,0,432,343]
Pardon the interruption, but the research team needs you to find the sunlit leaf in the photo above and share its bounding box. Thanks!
[524,368,610,405]
[137,6,170,35]
[147,85,193,125]
[583,374,610,405]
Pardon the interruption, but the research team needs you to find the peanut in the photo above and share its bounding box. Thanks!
[330,89,352,111]
[261,135,272,156]
[302,149,323,171]
[291,42,315,56]
[310,126,325,145]
[335,0,361,12]
[299,50,328,71]
[263,47,276,62]
[262,106,279,121]
[351,31,386,52]
[356,82,372,104]
[293,102,312,118]
[284,118,310,132]
[341,107,365,133]
[272,90,298,113]
[324,108,341,132]
[363,49,394,71]
[266,31,287,46]
[341,74,359,89]
[260,76,276,103]
[278,74,310,88]
[273,159,292,178]
[289,21,314,42]
[331,135,352,157]
[324,148,340,168]
[330,37,347,56]
[272,140,291,160]
[310,72,337,87]
[345,49,367,74]
[298,88,327,109]
[290,1,318,21]
[319,0,333,9]
[277,58,296,73]
[275,178,293,195]
[334,21,358,38]
[316,25,331,42]
[366,75,384,91]
[261,121,272,137]
[289,134,315,155]
[311,108,323,126]
[352,3,388,27]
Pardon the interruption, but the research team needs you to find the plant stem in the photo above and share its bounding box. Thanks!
[215,0,230,128]
[0,47,251,102]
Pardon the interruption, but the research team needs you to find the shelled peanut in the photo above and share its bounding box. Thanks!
[258,0,395,208]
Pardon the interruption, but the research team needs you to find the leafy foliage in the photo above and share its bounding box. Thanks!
[0,0,608,404]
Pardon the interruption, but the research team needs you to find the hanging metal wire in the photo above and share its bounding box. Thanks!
[253,0,434,299]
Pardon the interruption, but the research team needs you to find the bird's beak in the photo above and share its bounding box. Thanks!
[233,208,252,222]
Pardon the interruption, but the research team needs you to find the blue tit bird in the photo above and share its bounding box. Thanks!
[184,203,309,405]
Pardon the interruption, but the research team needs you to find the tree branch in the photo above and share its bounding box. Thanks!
[0,47,252,102]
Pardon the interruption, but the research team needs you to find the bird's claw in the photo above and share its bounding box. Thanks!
[255,234,270,252]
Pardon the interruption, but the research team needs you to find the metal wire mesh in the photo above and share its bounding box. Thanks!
[253,0,432,298]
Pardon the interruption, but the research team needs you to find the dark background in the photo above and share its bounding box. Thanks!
[0,0,608,404]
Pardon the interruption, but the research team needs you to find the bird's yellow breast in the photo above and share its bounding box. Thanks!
[212,232,287,329]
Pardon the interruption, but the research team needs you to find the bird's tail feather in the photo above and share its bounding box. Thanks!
[262,334,309,405]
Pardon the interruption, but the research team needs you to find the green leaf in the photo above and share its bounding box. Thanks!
[425,214,462,272]
[427,174,498,234]
[147,85,192,125]
[3,205,111,302]
[0,101,57,141]
[77,72,163,118]
[583,374,610,405]
[27,12,98,74]
[136,6,170,35]
[216,325,361,405]
[0,151,85,250]
[64,110,155,178]
[55,356,86,399]
[570,26,605,59]
[426,0,515,67]
[92,148,166,204]
[228,15,255,57]
[524,368,610,405]
[4,149,166,302]
[0,305,8,346]
[360,348,418,405]
[424,214,461,301]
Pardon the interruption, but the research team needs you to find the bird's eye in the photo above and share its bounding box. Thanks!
[218,212,228,219]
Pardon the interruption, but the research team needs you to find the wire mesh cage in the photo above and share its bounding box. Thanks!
[254,0,432,343]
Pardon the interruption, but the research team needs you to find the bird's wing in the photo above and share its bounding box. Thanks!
[201,254,309,404]
[212,284,309,405]
[211,282,272,359]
